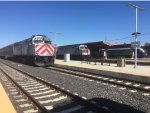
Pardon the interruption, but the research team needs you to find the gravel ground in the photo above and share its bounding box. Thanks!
[1,59,150,113]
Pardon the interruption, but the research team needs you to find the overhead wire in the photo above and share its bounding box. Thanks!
[108,32,150,42]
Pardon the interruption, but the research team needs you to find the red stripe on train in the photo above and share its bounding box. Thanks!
[47,45,54,53]
[40,49,47,54]
[35,44,45,53]
[46,48,53,55]
[35,44,39,48]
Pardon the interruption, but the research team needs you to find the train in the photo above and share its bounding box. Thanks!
[99,48,147,59]
[0,35,55,66]
[56,42,147,60]
[56,44,91,60]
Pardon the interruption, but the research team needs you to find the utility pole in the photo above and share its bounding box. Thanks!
[128,3,145,68]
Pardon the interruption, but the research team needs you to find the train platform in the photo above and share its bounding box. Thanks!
[54,59,150,84]
[0,82,16,113]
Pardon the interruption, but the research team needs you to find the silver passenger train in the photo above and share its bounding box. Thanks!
[57,44,91,60]
[0,35,55,66]
[99,48,147,58]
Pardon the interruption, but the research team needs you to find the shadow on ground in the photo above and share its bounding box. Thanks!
[50,97,145,113]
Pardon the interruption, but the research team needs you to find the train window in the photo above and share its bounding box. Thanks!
[137,49,142,53]
[79,46,87,50]
[34,40,43,43]
[44,41,51,44]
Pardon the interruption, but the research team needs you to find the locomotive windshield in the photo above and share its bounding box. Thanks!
[44,41,51,44]
[43,36,51,44]
[34,40,43,43]
[33,35,52,44]
[79,45,88,50]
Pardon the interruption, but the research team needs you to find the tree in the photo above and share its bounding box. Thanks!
[144,42,150,47]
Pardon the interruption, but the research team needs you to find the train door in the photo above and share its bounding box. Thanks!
[99,49,107,59]
[103,50,107,59]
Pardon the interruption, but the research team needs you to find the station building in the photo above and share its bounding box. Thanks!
[82,41,131,58]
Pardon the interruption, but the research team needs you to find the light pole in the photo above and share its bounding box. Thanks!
[49,32,62,60]
[128,3,145,68]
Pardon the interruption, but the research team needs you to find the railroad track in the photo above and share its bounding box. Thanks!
[46,65,150,95]
[0,62,113,113]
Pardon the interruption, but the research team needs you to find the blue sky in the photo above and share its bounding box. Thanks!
[0,1,150,48]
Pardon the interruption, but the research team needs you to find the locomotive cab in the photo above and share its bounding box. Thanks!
[32,35,55,66]
[134,48,147,58]
[79,45,90,56]
[78,45,91,60]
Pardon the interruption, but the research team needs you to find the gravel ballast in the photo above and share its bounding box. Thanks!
[0,59,150,113]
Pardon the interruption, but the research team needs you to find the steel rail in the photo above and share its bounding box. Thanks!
[46,65,150,93]
[0,61,113,113]
[0,68,49,113]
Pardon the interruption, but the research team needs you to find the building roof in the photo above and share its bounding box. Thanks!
[58,41,132,49]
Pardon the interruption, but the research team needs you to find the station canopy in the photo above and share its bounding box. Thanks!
[82,41,131,49]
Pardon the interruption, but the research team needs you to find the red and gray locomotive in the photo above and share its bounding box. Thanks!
[0,35,55,66]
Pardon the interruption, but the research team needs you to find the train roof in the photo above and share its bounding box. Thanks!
[58,41,121,48]
[0,44,14,50]
[21,35,49,41]
[58,41,117,47]
[0,35,50,49]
